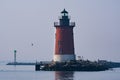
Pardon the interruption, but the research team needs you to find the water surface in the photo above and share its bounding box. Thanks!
[0,64,120,80]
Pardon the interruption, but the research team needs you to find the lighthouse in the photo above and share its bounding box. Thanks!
[54,9,76,62]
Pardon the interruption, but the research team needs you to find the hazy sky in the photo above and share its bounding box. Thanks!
[0,0,120,62]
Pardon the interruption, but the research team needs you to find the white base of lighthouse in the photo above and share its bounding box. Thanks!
[53,54,76,62]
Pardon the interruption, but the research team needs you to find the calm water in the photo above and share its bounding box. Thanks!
[0,64,120,80]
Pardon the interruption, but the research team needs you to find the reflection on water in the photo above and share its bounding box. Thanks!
[55,71,74,80]
[0,64,120,80]
[0,65,35,71]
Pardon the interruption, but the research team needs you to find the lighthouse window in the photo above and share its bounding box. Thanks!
[58,41,62,46]
[59,48,63,54]
[58,41,63,54]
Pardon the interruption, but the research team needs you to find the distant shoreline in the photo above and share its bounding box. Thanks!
[6,61,50,65]
[7,62,35,65]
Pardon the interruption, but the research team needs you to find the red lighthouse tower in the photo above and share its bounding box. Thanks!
[54,9,76,62]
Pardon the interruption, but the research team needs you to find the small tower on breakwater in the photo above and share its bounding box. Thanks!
[14,50,17,63]
[54,9,76,62]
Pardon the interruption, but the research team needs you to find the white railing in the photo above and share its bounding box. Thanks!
[54,22,60,26]
[70,22,75,26]
[54,22,75,27]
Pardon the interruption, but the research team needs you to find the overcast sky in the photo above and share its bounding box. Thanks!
[0,0,120,62]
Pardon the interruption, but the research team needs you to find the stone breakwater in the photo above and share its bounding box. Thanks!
[35,60,119,71]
